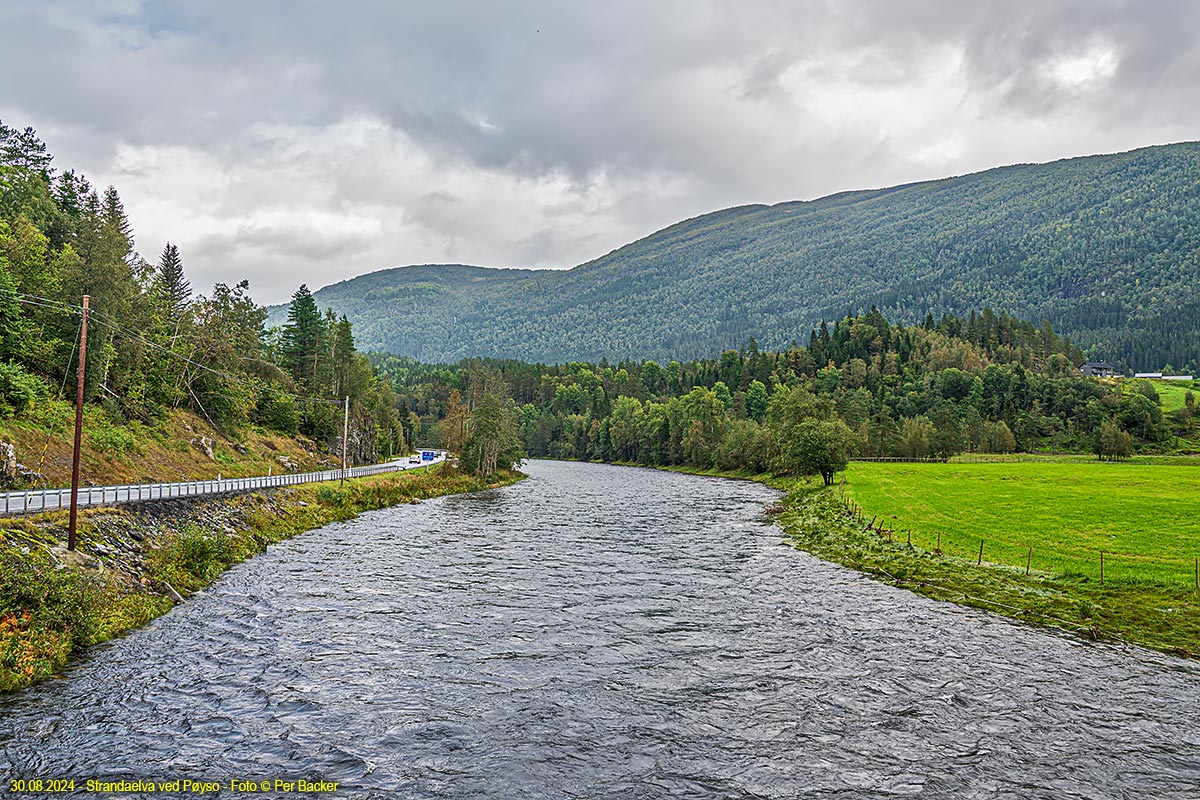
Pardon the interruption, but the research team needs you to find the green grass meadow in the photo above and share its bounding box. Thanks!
[844,461,1200,587]
[1145,378,1199,414]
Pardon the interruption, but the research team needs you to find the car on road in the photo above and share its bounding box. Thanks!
[408,456,421,464]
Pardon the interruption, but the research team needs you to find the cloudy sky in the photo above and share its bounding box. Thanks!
[1,0,1197,304]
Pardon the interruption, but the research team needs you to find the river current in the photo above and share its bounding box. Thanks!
[2,460,1198,799]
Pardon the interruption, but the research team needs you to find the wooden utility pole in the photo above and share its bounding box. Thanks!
[341,396,349,484]
[68,295,89,551]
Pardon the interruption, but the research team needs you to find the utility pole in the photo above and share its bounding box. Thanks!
[68,295,89,551]
[341,395,349,484]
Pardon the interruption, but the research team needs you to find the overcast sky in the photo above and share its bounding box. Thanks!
[2,0,1198,305]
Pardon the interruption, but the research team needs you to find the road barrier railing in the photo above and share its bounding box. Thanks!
[0,457,443,517]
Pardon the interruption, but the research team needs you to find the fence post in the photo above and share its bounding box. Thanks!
[1026,546,1032,575]
[1100,551,1105,585]
[977,538,983,565]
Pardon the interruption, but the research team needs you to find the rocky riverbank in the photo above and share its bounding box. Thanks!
[0,465,525,691]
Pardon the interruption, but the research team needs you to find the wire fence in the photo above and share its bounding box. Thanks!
[837,485,1200,592]
[0,456,443,517]
[850,457,950,463]
[951,453,1108,464]
[856,453,1200,465]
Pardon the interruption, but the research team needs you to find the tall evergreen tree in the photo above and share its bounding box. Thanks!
[155,242,191,316]
[100,185,134,265]
[282,284,324,385]
[332,314,355,398]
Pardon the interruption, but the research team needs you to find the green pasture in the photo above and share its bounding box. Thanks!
[1145,378,1199,413]
[844,461,1200,586]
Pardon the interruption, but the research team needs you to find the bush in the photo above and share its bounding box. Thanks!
[254,389,300,435]
[301,398,338,441]
[88,421,138,455]
[0,361,49,417]
[151,526,233,591]
[314,485,348,506]
[0,548,103,647]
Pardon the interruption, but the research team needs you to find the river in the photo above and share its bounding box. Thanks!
[2,460,1198,799]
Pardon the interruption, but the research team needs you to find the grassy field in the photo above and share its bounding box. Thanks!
[843,461,1200,587]
[1145,378,1199,413]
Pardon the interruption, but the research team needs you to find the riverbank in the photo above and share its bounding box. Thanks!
[0,465,524,691]
[775,479,1199,658]
[658,463,1199,659]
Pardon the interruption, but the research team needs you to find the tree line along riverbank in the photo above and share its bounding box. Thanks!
[0,465,524,692]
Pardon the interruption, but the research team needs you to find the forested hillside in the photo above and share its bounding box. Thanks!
[301,142,1200,371]
[0,120,406,478]
[376,308,1198,473]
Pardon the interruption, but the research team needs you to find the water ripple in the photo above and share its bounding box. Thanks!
[1,460,1198,799]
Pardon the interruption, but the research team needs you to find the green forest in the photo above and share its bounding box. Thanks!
[299,141,1200,371]
[0,120,405,467]
[4,118,1198,487]
[376,307,1198,479]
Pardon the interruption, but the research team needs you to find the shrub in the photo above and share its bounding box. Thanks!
[151,526,234,591]
[0,361,49,417]
[0,548,103,648]
[88,417,138,455]
[254,389,300,435]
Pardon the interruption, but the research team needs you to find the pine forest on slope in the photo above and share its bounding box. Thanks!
[289,142,1200,371]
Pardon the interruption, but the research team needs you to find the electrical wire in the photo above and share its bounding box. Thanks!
[0,288,401,487]
[31,316,83,486]
[85,306,351,412]
[0,287,351,412]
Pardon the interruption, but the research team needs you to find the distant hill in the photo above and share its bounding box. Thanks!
[276,142,1200,370]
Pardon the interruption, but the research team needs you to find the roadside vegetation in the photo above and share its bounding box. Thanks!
[0,464,523,692]
[0,120,417,491]
[0,400,343,488]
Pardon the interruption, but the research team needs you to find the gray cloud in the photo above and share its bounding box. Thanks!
[2,0,1199,304]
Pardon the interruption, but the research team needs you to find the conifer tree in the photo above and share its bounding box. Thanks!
[101,185,134,264]
[282,284,324,385]
[155,242,190,316]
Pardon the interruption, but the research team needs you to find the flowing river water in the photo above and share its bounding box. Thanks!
[2,460,1199,799]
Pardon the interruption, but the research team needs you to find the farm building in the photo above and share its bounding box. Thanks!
[1134,371,1194,381]
[1080,361,1118,377]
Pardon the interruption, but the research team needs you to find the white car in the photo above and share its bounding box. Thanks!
[408,456,421,464]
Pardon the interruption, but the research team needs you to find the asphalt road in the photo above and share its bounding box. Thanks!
[0,454,446,516]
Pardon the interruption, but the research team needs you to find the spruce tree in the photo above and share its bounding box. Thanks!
[155,242,191,316]
[101,186,133,259]
[282,284,324,385]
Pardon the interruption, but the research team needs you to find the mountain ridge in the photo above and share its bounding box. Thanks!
[272,141,1200,370]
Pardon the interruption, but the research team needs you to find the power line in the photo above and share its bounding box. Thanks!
[0,288,351,412]
[31,314,84,487]
[88,313,350,412]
